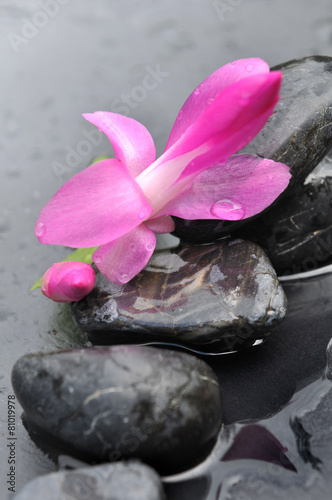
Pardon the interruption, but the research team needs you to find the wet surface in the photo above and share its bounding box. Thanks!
[1,1,332,499]
[71,240,287,352]
[173,56,332,243]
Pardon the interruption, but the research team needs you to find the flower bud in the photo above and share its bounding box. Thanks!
[41,261,95,303]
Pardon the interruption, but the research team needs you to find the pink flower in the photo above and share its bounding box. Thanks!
[35,58,291,286]
[41,262,95,303]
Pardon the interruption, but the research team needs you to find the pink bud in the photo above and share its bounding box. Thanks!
[41,261,95,303]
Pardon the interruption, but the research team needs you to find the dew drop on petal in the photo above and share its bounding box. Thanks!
[118,272,128,283]
[178,110,183,120]
[146,242,154,251]
[230,61,237,67]
[245,64,253,72]
[138,211,146,220]
[207,97,215,105]
[194,88,200,95]
[35,222,45,237]
[268,175,274,181]
[94,256,102,264]
[210,199,246,221]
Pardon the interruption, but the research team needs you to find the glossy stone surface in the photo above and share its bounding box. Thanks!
[11,345,222,475]
[173,56,332,243]
[70,240,287,353]
[13,461,166,500]
[230,153,332,274]
[163,338,332,500]
[3,2,332,499]
[14,462,166,500]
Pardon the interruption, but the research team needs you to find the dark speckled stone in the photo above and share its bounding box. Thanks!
[173,56,332,243]
[70,240,287,353]
[13,461,166,500]
[231,152,332,275]
[12,345,222,475]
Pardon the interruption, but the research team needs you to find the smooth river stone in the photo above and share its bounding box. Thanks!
[13,461,166,500]
[230,152,332,275]
[173,55,332,243]
[11,345,222,475]
[70,240,287,353]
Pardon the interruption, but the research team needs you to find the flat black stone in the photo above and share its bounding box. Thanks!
[173,56,332,243]
[13,461,166,500]
[70,240,287,353]
[11,345,222,475]
[229,153,332,275]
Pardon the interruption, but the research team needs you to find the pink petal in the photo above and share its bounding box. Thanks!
[41,261,95,303]
[144,216,175,234]
[93,224,156,285]
[35,159,152,247]
[172,71,282,175]
[166,58,269,150]
[137,72,282,206]
[155,155,291,221]
[83,112,156,177]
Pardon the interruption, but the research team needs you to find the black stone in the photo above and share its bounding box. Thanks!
[325,338,332,381]
[290,417,322,470]
[229,153,332,275]
[70,240,287,353]
[13,461,166,500]
[173,56,332,243]
[11,345,222,475]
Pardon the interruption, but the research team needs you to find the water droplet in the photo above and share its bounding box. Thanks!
[194,88,200,96]
[146,242,154,251]
[230,61,237,67]
[94,256,101,264]
[178,110,183,120]
[130,243,136,250]
[118,272,128,283]
[207,97,215,105]
[35,222,45,237]
[210,199,246,221]
[268,175,274,181]
[138,211,146,219]
[245,64,253,72]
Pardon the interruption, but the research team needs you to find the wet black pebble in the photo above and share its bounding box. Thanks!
[12,345,222,475]
[13,461,166,500]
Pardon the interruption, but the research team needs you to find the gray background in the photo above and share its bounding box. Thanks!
[1,0,332,498]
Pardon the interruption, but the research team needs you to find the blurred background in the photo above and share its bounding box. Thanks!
[1,0,332,498]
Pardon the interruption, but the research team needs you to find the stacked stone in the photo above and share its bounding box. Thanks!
[12,56,332,499]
